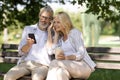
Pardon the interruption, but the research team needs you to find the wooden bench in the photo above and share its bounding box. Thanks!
[0,44,120,80]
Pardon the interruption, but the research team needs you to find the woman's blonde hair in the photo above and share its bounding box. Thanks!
[56,12,74,34]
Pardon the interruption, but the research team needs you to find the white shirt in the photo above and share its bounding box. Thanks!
[18,24,51,66]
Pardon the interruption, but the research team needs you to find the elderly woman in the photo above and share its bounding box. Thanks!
[46,12,96,80]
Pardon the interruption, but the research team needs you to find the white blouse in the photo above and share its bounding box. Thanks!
[49,28,96,71]
[61,39,76,56]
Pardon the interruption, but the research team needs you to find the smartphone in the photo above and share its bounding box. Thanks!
[28,33,36,44]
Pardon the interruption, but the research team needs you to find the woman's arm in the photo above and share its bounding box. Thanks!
[69,29,86,60]
[46,22,54,48]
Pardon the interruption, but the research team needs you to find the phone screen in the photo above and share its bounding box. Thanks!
[28,33,36,44]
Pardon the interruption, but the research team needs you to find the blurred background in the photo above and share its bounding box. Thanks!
[0,0,120,47]
[0,0,120,80]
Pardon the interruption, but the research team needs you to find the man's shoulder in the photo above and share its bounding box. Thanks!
[25,24,37,28]
[24,24,38,30]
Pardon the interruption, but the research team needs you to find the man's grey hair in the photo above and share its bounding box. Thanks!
[39,6,54,19]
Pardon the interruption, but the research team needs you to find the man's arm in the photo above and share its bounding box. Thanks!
[21,38,34,53]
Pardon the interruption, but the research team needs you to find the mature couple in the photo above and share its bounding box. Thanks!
[4,6,96,80]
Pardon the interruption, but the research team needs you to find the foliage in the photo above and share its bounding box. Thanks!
[0,0,120,33]
[69,0,120,22]
[102,22,116,35]
[69,12,82,31]
[0,0,45,31]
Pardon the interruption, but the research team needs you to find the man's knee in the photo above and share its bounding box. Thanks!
[4,73,16,80]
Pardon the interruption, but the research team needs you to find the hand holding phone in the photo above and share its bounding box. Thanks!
[28,33,36,44]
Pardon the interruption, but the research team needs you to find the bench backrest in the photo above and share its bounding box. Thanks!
[87,47,120,70]
[0,44,19,63]
[0,44,120,70]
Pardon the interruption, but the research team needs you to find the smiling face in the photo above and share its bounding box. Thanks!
[53,16,65,32]
[39,11,52,29]
[53,12,73,34]
[38,6,53,30]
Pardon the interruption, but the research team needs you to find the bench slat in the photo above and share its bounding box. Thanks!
[96,62,120,69]
[0,57,4,62]
[0,58,18,63]
[2,44,18,50]
[87,47,120,53]
[2,51,19,57]
[90,54,120,61]
[1,44,120,80]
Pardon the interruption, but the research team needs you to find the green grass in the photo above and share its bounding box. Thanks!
[0,63,120,80]
[0,63,16,80]
[0,77,2,80]
[0,63,16,72]
[88,69,120,80]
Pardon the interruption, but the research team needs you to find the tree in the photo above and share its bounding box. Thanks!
[0,0,120,31]
[60,0,120,46]
[0,0,46,31]
[71,0,120,21]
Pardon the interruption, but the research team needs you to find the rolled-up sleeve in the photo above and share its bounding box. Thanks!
[18,26,29,56]
[70,29,86,60]
[46,40,61,55]
[46,44,57,55]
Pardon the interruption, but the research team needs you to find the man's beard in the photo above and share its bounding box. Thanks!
[39,23,49,31]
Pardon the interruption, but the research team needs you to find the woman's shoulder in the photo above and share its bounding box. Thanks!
[70,28,82,35]
[69,28,84,41]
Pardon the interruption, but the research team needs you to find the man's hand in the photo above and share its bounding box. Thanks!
[27,37,35,45]
[21,38,34,53]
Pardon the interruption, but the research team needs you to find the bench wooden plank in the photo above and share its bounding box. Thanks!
[96,62,120,69]
[1,44,18,50]
[2,51,18,57]
[0,57,19,63]
[0,44,86,80]
[3,57,19,63]
[1,44,120,80]
[87,47,120,53]
[90,54,120,61]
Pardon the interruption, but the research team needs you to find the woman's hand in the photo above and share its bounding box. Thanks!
[55,48,65,60]
[56,54,76,60]
[55,53,65,60]
[65,55,76,60]
[47,21,54,32]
